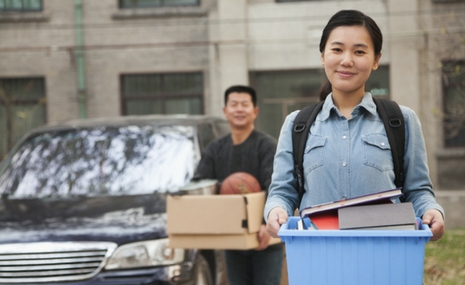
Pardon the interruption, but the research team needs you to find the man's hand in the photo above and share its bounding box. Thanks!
[266,207,288,238]
[422,208,445,241]
[256,224,271,251]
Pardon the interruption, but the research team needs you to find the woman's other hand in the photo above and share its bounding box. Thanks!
[266,207,289,238]
[422,208,445,241]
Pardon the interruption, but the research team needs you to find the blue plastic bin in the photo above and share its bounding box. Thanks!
[279,217,432,285]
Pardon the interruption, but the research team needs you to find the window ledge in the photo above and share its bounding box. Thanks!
[112,7,208,20]
[0,12,49,23]
[436,148,465,159]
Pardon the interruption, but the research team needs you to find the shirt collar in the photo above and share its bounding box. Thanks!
[319,92,377,121]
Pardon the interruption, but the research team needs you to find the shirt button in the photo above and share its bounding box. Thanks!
[342,136,347,139]
[342,162,347,167]
[381,142,385,146]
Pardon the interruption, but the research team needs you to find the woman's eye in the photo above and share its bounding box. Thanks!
[355,50,366,55]
[332,48,342,52]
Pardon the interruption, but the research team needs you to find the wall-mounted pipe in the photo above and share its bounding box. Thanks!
[74,0,87,118]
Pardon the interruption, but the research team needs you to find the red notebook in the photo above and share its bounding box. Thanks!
[309,211,339,230]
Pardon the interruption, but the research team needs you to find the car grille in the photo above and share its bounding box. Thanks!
[0,242,117,283]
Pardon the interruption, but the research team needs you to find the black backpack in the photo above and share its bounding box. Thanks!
[292,97,405,202]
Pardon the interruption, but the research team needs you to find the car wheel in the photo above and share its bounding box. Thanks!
[194,254,213,285]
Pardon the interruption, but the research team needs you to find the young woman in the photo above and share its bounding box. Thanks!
[264,10,445,241]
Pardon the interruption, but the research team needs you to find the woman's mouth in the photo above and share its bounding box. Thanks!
[337,71,355,78]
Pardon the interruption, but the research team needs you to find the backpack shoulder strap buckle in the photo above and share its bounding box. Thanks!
[294,123,306,133]
[389,118,402,128]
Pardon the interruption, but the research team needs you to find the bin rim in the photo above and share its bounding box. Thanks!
[278,216,432,238]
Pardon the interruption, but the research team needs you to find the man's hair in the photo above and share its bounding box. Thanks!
[224,85,257,107]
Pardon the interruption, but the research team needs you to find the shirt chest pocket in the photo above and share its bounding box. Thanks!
[303,135,326,174]
[362,134,394,172]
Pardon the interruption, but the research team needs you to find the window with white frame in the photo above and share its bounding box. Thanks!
[0,77,46,159]
[0,0,42,11]
[442,60,465,148]
[121,72,204,116]
[119,0,199,8]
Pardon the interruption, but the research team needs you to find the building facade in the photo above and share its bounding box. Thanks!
[1,0,464,192]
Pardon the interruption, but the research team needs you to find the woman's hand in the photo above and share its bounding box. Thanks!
[266,207,289,238]
[422,208,445,241]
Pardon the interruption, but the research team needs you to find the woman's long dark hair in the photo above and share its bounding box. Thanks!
[318,10,383,101]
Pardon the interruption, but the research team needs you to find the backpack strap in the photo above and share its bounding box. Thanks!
[292,101,324,202]
[372,97,405,189]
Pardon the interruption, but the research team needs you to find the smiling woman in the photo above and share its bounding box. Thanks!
[265,9,445,244]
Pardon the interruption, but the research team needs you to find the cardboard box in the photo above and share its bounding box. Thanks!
[167,191,282,250]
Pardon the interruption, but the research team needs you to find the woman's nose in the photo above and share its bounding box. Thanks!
[341,52,354,67]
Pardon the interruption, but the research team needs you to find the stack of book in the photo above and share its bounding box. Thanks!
[297,188,418,230]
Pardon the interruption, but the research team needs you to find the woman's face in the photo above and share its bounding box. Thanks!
[321,25,381,97]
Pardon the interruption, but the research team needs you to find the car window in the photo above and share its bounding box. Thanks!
[0,125,197,198]
[198,123,216,150]
[214,121,230,137]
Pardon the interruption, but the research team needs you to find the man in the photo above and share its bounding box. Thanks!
[194,85,284,285]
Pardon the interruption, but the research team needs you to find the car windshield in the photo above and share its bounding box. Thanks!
[0,125,199,198]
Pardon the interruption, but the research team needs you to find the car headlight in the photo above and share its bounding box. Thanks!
[105,239,185,270]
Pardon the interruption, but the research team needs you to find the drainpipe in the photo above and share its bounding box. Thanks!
[74,0,87,118]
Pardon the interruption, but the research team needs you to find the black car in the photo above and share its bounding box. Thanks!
[0,115,230,285]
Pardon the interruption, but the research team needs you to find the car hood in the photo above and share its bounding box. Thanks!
[0,194,167,245]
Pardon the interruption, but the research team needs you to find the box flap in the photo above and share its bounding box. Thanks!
[243,191,266,232]
[167,192,266,235]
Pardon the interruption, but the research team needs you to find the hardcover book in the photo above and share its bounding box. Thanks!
[338,202,417,230]
[299,188,403,219]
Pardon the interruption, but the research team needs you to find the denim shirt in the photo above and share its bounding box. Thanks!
[264,93,444,221]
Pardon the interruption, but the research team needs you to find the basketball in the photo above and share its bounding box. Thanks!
[219,172,262,195]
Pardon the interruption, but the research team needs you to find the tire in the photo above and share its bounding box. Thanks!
[194,254,214,285]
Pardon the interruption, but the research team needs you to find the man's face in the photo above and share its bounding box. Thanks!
[223,92,258,130]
